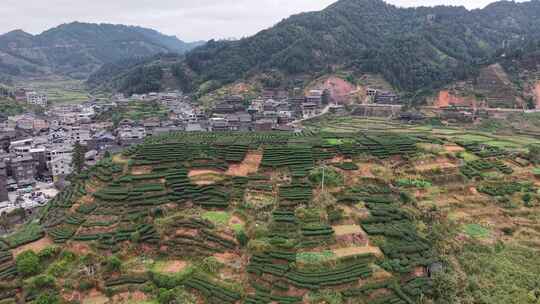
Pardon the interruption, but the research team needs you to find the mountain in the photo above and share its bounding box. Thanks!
[0,22,204,79]
[87,0,540,97]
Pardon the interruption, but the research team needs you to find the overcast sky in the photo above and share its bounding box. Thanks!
[0,0,520,41]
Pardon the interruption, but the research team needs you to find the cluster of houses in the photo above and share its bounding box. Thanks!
[0,87,347,207]
[206,89,344,132]
[13,88,49,107]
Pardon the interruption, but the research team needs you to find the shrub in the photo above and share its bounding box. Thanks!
[309,167,344,188]
[523,193,533,207]
[35,293,59,304]
[399,191,416,205]
[308,290,344,304]
[78,278,94,291]
[198,257,223,274]
[235,229,248,247]
[16,250,40,276]
[38,246,60,261]
[30,274,56,289]
[106,255,122,272]
[158,288,175,304]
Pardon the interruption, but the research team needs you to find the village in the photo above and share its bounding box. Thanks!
[0,86,347,220]
[2,76,540,225]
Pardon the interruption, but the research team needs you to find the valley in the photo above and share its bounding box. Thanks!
[0,122,539,303]
[2,0,540,303]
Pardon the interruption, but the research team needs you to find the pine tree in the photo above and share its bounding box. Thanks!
[72,141,86,174]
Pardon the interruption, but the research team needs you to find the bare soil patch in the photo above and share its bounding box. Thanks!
[131,165,152,175]
[82,296,107,304]
[227,152,263,177]
[333,246,383,258]
[359,163,376,178]
[535,81,540,108]
[213,252,244,271]
[414,156,458,172]
[81,290,108,304]
[68,242,92,256]
[188,169,226,185]
[160,260,188,273]
[12,236,53,257]
[112,154,129,165]
[333,225,363,236]
[444,145,465,153]
[112,291,148,303]
[229,215,244,226]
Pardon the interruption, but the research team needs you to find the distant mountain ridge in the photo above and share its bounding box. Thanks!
[0,22,204,79]
[87,0,540,97]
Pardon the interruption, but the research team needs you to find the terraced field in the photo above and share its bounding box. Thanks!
[1,128,540,304]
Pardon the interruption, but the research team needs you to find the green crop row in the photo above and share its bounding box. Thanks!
[183,276,241,304]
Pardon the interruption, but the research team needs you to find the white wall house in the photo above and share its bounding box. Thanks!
[48,154,73,180]
[26,92,48,107]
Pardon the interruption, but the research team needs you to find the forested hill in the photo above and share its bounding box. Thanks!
[88,0,540,95]
[0,22,204,79]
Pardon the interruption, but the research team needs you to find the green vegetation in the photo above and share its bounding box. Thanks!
[15,251,40,276]
[457,244,540,304]
[0,102,25,115]
[463,224,490,239]
[1,23,201,80]
[309,167,344,188]
[2,125,540,303]
[88,0,540,100]
[202,211,231,226]
[2,222,44,248]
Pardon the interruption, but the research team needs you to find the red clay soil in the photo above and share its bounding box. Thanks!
[434,90,476,108]
[12,236,54,257]
[226,152,263,177]
[322,76,357,104]
[534,81,540,109]
[67,242,92,256]
[112,291,148,303]
[161,260,188,273]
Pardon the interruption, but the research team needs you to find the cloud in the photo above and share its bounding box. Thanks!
[0,0,524,41]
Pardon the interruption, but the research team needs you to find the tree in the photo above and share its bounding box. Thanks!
[71,141,87,175]
[16,250,40,276]
[523,193,533,207]
[529,144,540,165]
[106,255,122,273]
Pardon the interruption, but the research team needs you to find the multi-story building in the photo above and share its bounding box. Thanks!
[48,154,73,181]
[0,161,8,202]
[26,92,48,107]
[68,126,92,144]
[117,126,146,143]
[45,144,73,162]
[306,90,324,105]
[9,154,37,186]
